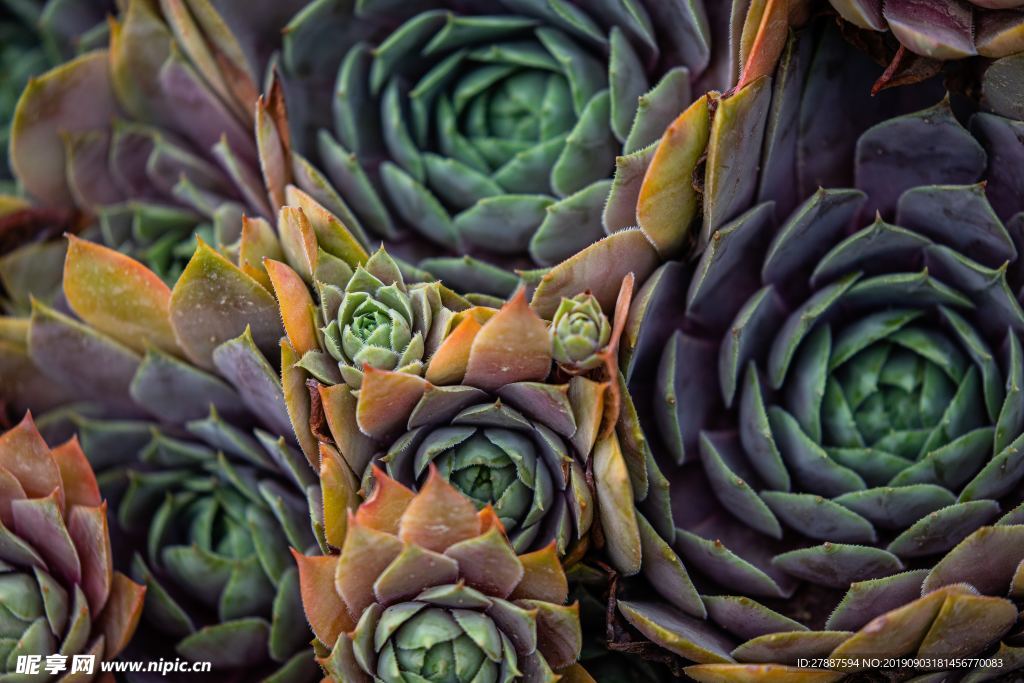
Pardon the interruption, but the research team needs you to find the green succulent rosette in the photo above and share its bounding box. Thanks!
[293,276,648,586]
[307,291,595,557]
[64,409,321,682]
[551,293,611,373]
[280,0,743,294]
[600,21,1024,679]
[294,466,591,682]
[319,248,440,389]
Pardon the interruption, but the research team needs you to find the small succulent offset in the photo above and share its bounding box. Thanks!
[611,22,1024,680]
[281,0,738,292]
[0,413,146,679]
[551,293,611,373]
[293,466,591,682]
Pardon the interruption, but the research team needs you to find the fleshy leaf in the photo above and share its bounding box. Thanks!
[64,236,180,357]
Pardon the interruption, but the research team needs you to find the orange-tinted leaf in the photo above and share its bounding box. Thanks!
[478,505,506,536]
[355,466,415,536]
[266,259,318,356]
[285,186,368,269]
[336,520,403,617]
[424,315,482,385]
[52,437,101,510]
[0,413,63,508]
[320,443,359,550]
[637,96,711,258]
[281,339,318,467]
[68,503,112,616]
[291,549,351,647]
[510,542,569,604]
[398,467,479,554]
[464,289,551,392]
[739,0,793,88]
[257,84,290,209]
[531,230,660,319]
[64,236,180,357]
[98,572,146,660]
[356,368,428,440]
[278,206,318,282]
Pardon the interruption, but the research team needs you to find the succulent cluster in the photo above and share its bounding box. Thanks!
[2,1,1024,682]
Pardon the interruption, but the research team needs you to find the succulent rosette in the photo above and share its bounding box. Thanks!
[277,0,788,294]
[293,465,591,682]
[605,22,1024,679]
[0,224,329,679]
[830,0,1024,60]
[551,293,611,373]
[306,248,452,389]
[0,412,146,679]
[77,408,321,682]
[7,0,322,282]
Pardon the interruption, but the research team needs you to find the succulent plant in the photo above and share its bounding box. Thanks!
[294,280,651,564]
[8,0,315,282]
[551,293,611,373]
[71,408,321,682]
[300,247,459,390]
[0,412,146,679]
[684,525,1024,681]
[277,0,800,294]
[830,0,1024,60]
[293,465,591,682]
[0,226,329,679]
[606,20,1024,679]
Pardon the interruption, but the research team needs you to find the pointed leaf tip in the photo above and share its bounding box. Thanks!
[354,465,415,535]
[464,288,552,391]
[398,466,480,554]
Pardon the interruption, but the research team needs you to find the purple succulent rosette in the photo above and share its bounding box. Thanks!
[608,21,1024,679]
